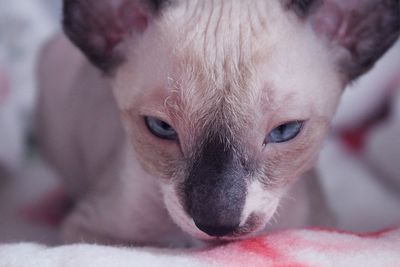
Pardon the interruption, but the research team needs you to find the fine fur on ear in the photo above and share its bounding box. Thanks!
[309,0,400,81]
[63,0,169,73]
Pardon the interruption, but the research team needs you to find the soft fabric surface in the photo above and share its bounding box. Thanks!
[1,228,400,267]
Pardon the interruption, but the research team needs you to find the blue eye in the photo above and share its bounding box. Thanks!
[266,121,304,144]
[145,117,178,140]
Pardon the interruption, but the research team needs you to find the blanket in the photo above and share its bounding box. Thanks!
[1,228,400,267]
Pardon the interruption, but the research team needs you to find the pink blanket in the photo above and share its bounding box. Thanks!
[1,228,399,267]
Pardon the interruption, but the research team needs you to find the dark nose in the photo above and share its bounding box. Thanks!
[184,133,248,238]
[195,222,239,237]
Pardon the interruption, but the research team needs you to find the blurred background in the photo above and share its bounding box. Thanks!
[0,0,399,246]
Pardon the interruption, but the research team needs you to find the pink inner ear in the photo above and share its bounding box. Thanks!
[119,1,149,34]
[311,1,343,41]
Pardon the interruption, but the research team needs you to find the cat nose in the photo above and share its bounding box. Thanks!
[194,221,239,237]
[184,133,248,237]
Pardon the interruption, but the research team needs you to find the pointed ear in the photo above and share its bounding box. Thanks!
[63,0,169,73]
[289,0,400,81]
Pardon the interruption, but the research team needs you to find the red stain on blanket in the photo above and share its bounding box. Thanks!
[239,237,305,267]
[341,128,367,153]
[309,226,396,239]
[19,188,72,227]
[199,236,305,267]
[240,237,280,259]
[199,228,400,267]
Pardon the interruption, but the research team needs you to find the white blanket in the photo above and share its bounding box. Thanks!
[1,228,400,267]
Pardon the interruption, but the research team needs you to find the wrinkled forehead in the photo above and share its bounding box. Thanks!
[165,3,339,112]
[115,0,341,131]
[161,1,281,119]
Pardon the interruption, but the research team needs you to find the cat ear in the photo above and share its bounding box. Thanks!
[285,0,322,17]
[288,0,400,81]
[63,0,169,73]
